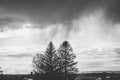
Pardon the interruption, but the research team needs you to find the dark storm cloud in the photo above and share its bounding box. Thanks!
[0,16,26,32]
[0,17,24,25]
[0,0,109,24]
[106,0,120,23]
[0,0,120,33]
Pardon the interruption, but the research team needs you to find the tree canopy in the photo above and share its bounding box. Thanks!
[33,41,78,80]
[57,41,78,74]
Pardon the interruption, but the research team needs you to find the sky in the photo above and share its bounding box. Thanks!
[0,0,120,74]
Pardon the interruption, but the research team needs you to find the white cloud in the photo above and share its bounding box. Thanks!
[1,9,120,74]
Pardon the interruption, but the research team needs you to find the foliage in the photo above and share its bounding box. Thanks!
[33,42,60,74]
[57,41,78,74]
[33,41,78,80]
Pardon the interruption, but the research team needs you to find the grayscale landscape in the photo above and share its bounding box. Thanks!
[0,0,120,80]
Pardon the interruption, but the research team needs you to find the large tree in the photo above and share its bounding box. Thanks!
[33,42,60,80]
[57,41,78,75]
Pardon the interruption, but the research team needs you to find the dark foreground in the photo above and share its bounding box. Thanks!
[1,72,120,80]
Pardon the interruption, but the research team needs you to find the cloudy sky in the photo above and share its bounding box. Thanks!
[0,0,120,74]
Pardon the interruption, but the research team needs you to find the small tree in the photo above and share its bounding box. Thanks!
[57,41,78,75]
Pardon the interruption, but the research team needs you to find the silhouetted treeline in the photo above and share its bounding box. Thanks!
[78,72,120,80]
[33,41,78,80]
[0,74,33,80]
